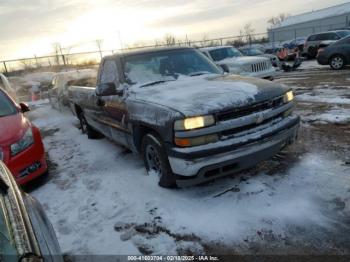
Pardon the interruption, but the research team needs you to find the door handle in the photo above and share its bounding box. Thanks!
[96,98,105,107]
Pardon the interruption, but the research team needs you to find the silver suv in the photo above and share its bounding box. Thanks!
[304,30,350,58]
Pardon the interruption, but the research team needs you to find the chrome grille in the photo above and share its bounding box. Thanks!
[251,61,270,72]
[217,96,284,122]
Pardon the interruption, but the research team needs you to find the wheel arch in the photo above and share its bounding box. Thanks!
[74,104,83,118]
[329,53,347,64]
[132,124,163,153]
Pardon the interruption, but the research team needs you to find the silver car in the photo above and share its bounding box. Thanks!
[200,46,276,80]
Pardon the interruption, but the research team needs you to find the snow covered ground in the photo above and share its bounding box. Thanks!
[24,63,350,259]
[28,104,350,257]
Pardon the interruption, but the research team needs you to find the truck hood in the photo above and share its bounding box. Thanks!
[131,74,288,116]
[217,56,269,66]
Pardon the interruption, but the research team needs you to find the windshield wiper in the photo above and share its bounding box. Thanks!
[140,79,175,88]
[188,71,211,77]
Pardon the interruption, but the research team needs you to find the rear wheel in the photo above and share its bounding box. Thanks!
[141,134,177,188]
[330,55,346,70]
[78,112,103,139]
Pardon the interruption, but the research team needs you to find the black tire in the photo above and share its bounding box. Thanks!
[78,112,103,139]
[141,134,177,188]
[307,47,317,59]
[329,55,346,70]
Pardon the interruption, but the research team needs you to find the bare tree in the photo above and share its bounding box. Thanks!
[20,59,33,70]
[52,42,66,66]
[199,34,209,47]
[52,43,61,65]
[244,23,255,44]
[268,13,290,27]
[164,34,176,46]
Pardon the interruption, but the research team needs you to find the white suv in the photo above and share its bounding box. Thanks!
[200,46,276,80]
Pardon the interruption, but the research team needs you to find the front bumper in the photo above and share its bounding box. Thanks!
[316,54,328,65]
[168,116,299,187]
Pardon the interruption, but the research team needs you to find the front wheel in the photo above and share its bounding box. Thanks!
[141,134,177,188]
[330,55,346,70]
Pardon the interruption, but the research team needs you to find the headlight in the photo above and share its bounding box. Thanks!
[0,148,3,161]
[11,128,34,156]
[174,115,215,131]
[283,91,294,103]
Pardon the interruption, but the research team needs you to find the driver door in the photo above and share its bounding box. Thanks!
[97,59,129,146]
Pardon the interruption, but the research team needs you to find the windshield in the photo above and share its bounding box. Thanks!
[124,49,221,86]
[241,48,263,56]
[208,47,242,61]
[337,31,350,38]
[0,91,17,118]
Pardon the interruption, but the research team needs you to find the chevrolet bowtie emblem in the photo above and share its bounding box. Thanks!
[256,114,264,124]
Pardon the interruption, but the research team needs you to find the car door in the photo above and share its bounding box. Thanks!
[97,59,129,146]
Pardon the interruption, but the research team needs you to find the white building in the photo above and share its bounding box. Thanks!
[268,2,350,42]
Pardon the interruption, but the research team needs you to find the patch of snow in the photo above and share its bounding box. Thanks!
[30,104,350,255]
[297,93,350,105]
[298,60,328,70]
[303,107,350,124]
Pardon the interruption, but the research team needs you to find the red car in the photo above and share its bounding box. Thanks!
[0,88,47,185]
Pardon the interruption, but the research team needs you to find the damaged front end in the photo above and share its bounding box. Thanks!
[167,92,300,187]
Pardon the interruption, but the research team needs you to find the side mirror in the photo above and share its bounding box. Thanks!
[220,64,230,73]
[96,82,122,96]
[19,102,30,113]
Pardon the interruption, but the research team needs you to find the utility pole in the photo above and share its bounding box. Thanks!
[96,39,103,60]
[117,30,124,50]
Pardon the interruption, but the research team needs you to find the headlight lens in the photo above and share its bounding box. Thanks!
[174,115,215,131]
[11,128,34,156]
[283,91,294,103]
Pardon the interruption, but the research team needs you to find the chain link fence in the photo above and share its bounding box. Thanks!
[0,32,269,74]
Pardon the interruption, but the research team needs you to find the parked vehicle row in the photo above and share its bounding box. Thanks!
[67,47,299,188]
[200,46,277,80]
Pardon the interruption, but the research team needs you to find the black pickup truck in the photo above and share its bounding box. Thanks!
[69,47,299,188]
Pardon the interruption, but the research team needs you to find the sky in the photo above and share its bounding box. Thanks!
[0,0,348,60]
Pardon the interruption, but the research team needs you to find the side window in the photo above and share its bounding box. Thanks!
[307,35,316,41]
[324,33,338,40]
[100,60,119,86]
[315,34,324,41]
